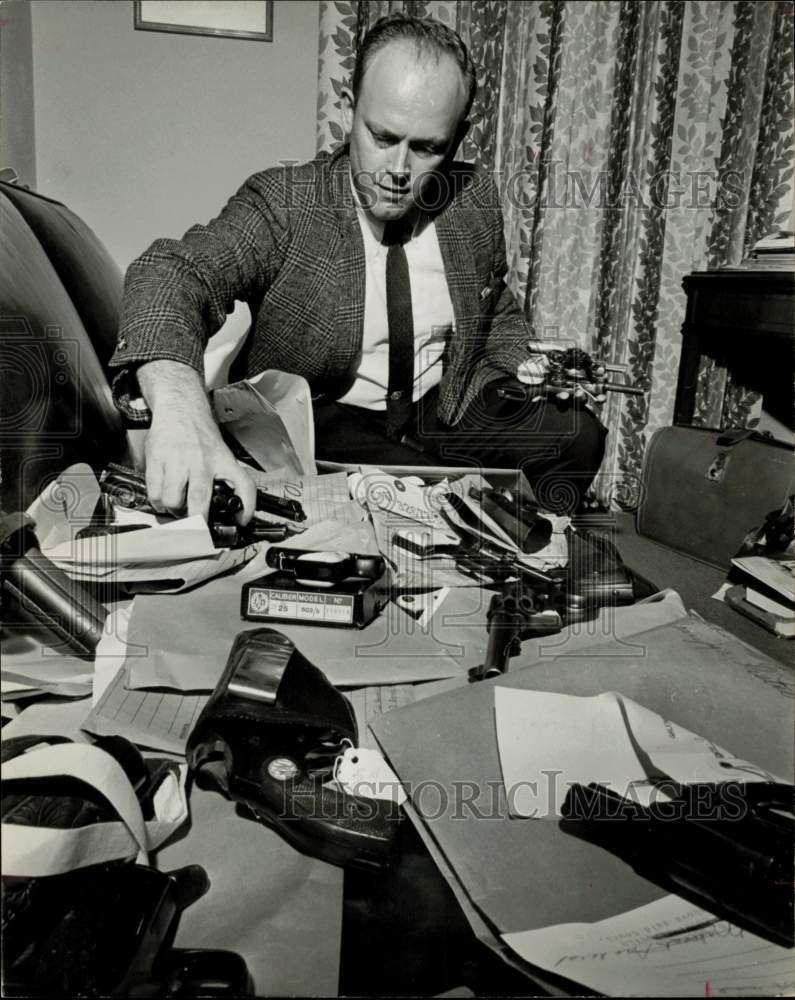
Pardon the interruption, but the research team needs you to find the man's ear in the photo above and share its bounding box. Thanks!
[340,87,355,135]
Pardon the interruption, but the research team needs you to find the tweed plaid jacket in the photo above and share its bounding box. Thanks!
[110,145,533,426]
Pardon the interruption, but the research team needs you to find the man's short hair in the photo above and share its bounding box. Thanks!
[352,12,477,120]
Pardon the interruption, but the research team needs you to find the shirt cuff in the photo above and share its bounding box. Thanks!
[111,367,152,425]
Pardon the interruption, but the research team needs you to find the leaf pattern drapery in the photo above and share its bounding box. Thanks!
[315,0,794,506]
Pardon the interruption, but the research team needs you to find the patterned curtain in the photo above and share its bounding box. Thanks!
[315,0,794,507]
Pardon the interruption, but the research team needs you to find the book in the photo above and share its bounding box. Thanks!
[752,230,795,254]
[745,585,795,620]
[730,555,795,602]
[725,585,795,638]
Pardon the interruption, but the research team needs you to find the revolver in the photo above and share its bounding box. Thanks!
[467,529,640,682]
[496,347,644,404]
[188,629,402,870]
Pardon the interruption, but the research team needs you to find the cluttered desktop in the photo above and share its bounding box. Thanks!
[2,361,794,997]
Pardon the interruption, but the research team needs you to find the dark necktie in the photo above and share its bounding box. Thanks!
[383,219,414,440]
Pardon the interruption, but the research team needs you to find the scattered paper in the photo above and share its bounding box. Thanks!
[712,581,732,602]
[24,462,256,592]
[44,514,218,566]
[272,518,378,554]
[82,667,208,755]
[249,470,364,527]
[495,688,789,818]
[348,684,417,749]
[26,463,101,549]
[502,895,795,997]
[352,468,568,587]
[124,561,492,692]
[93,604,134,704]
[348,471,450,529]
[1,632,93,700]
[0,698,94,742]
[394,587,451,627]
[211,370,315,479]
[2,742,188,876]
[78,544,257,593]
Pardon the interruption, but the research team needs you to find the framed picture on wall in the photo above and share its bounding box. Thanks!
[134,1,273,42]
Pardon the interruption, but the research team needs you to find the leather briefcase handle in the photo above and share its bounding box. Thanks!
[715,427,767,448]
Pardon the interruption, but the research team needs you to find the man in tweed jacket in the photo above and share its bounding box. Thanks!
[110,13,605,521]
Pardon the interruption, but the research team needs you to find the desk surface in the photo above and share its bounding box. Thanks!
[3,512,793,996]
[372,614,794,993]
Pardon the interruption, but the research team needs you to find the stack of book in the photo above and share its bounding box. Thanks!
[725,555,795,638]
[734,230,795,271]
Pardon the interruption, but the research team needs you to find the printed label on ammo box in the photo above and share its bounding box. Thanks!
[246,587,354,624]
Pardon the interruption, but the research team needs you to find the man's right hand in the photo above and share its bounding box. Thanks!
[137,360,257,524]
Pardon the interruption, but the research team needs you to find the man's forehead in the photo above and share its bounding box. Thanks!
[358,40,467,112]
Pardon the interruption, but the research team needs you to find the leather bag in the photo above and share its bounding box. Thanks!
[636,426,795,568]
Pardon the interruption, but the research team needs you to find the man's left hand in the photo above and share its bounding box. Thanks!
[518,342,607,409]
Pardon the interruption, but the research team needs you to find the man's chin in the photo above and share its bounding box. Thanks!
[370,205,411,222]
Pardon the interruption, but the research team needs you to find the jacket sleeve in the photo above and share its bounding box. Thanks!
[109,169,290,421]
[482,180,537,375]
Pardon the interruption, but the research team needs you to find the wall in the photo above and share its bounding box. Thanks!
[1,0,37,186]
[30,0,319,269]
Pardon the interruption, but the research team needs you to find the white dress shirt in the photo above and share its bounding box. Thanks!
[337,195,455,410]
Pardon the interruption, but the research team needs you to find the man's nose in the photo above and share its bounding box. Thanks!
[387,141,411,183]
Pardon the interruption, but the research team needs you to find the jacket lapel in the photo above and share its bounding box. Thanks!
[323,151,366,380]
[329,220,366,377]
[435,203,478,355]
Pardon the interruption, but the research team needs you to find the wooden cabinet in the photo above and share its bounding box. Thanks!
[675,270,795,430]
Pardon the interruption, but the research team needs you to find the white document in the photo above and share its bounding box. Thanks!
[211,370,316,479]
[251,470,363,526]
[26,463,101,549]
[495,688,789,818]
[1,632,94,700]
[502,895,795,997]
[44,514,218,566]
[66,544,257,592]
[348,471,451,529]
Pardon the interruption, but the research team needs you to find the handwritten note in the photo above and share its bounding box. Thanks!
[503,896,795,996]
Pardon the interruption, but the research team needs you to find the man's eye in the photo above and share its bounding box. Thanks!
[373,135,393,148]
